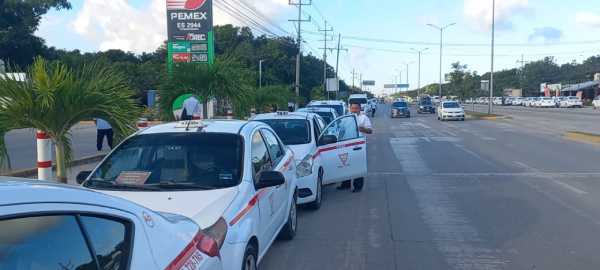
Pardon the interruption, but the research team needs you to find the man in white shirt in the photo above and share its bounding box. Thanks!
[94,118,113,151]
[338,102,373,192]
[182,96,200,120]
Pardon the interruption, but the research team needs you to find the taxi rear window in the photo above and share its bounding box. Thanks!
[87,133,243,190]
[258,119,311,145]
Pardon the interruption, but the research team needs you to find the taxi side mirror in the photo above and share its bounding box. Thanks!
[76,171,91,184]
[318,134,338,146]
[256,171,285,189]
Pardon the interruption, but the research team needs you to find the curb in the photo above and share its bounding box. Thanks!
[2,154,106,178]
[465,111,509,121]
[564,131,600,145]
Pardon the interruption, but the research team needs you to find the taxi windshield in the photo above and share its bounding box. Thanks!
[393,102,408,108]
[443,102,460,108]
[85,133,243,190]
[258,119,311,145]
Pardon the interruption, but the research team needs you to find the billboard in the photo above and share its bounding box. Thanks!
[384,84,409,89]
[167,0,214,67]
[326,78,339,92]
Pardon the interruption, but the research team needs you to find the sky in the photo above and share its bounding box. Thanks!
[36,0,600,96]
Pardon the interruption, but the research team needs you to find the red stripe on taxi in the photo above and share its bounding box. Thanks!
[312,140,366,159]
[229,189,269,226]
[165,231,205,270]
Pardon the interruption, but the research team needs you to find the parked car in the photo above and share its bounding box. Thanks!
[253,112,328,209]
[537,97,556,108]
[512,97,524,106]
[560,96,583,108]
[348,94,369,112]
[296,107,339,124]
[0,178,223,270]
[391,101,411,118]
[504,97,514,106]
[493,97,503,105]
[307,100,348,116]
[437,101,465,121]
[79,120,299,270]
[594,96,600,109]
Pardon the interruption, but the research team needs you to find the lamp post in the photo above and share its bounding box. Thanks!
[427,22,456,99]
[489,0,496,114]
[259,60,265,88]
[411,48,429,99]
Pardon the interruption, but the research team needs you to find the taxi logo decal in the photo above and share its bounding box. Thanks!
[338,153,349,167]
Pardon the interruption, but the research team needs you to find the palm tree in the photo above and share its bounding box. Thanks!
[159,57,254,120]
[0,57,141,182]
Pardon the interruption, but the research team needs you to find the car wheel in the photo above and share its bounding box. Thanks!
[241,243,258,270]
[307,171,323,210]
[437,116,440,120]
[279,191,297,240]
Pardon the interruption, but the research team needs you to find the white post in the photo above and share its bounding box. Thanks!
[36,130,52,180]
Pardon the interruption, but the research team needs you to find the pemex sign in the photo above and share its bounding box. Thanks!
[167,0,214,67]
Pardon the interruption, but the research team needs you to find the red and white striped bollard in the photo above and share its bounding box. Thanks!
[36,130,52,180]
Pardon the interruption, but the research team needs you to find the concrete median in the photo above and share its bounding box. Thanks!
[3,154,105,179]
[565,131,600,145]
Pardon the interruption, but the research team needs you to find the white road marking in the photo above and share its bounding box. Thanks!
[552,180,588,195]
[454,144,500,169]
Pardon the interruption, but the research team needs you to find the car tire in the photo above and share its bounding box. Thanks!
[279,191,297,240]
[241,243,258,270]
[307,171,323,210]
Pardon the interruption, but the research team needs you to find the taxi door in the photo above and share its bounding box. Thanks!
[317,115,366,184]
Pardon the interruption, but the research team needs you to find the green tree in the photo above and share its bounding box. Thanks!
[0,57,140,181]
[159,57,254,120]
[0,0,71,67]
[252,85,293,113]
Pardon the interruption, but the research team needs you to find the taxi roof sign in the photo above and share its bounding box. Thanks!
[276,111,289,116]
[175,120,205,129]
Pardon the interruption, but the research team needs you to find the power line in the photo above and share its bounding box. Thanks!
[214,0,278,37]
[216,0,280,37]
[341,34,600,47]
[228,0,291,36]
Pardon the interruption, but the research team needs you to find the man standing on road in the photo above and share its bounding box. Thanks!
[338,101,373,192]
[182,96,200,120]
[95,118,113,151]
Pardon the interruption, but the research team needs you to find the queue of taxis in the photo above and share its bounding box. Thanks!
[1,108,368,270]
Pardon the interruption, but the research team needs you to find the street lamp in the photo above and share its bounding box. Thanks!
[259,59,265,88]
[410,48,429,99]
[427,22,456,99]
[489,0,496,114]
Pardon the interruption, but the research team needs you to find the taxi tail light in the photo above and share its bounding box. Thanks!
[197,217,228,257]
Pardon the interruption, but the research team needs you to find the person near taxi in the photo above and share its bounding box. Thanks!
[338,101,372,192]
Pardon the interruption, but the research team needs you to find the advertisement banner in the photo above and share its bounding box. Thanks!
[167,0,213,41]
[362,80,376,86]
[172,53,191,63]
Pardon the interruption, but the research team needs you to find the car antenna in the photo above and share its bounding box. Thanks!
[185,120,192,131]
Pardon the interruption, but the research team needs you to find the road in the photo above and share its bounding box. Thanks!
[1,124,106,173]
[261,104,600,270]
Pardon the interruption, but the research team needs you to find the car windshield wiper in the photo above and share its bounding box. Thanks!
[84,179,160,191]
[147,181,215,190]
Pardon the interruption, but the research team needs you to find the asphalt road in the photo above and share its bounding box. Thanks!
[1,124,106,173]
[261,104,600,270]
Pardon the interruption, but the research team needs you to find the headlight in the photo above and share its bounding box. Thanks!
[296,154,314,178]
[419,106,424,109]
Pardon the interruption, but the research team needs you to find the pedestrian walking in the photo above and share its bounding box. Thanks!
[338,101,373,192]
[95,118,113,151]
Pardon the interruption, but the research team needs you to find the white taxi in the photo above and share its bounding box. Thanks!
[253,112,368,202]
[306,100,348,116]
[78,120,299,270]
[0,178,222,270]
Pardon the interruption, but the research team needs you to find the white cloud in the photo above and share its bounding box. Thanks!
[72,0,290,53]
[575,12,600,28]
[464,0,530,31]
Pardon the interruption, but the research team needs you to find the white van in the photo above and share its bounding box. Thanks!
[348,94,369,112]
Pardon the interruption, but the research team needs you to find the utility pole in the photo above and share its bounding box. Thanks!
[489,0,495,114]
[259,60,264,88]
[516,54,529,91]
[289,0,311,107]
[319,20,334,98]
[411,48,429,99]
[351,69,357,89]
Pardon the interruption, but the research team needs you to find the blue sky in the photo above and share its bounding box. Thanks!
[36,0,600,95]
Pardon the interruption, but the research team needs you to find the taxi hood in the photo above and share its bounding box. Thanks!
[288,144,312,161]
[99,187,238,229]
